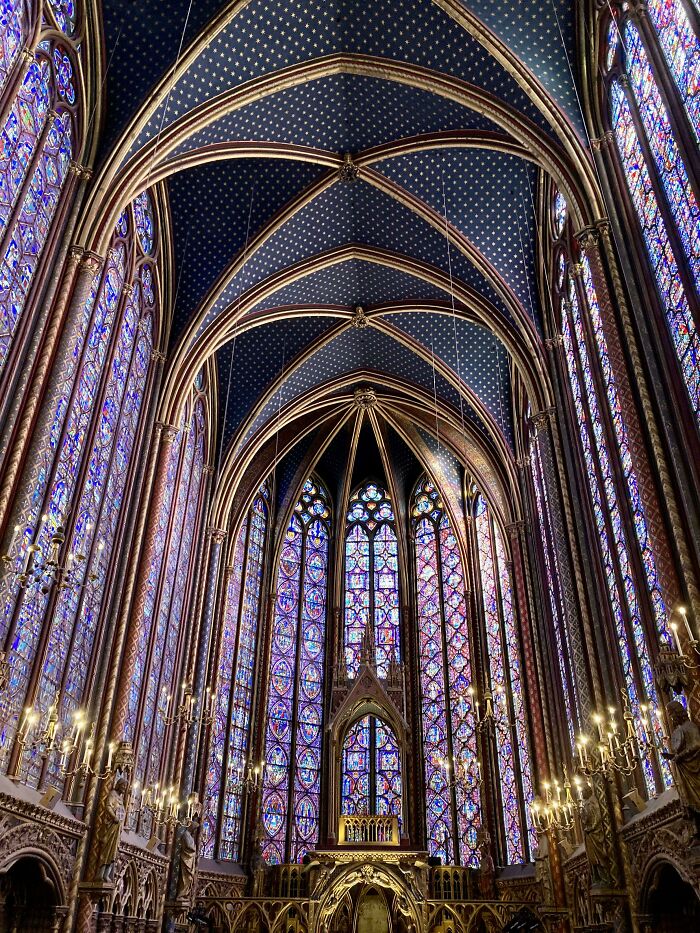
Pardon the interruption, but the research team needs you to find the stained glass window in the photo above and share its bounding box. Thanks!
[561,287,669,792]
[0,194,157,781]
[529,436,579,746]
[344,483,400,678]
[201,486,269,860]
[624,23,700,291]
[129,398,207,833]
[261,479,330,864]
[48,0,78,37]
[340,714,402,825]
[0,42,76,376]
[578,258,670,644]
[646,0,700,142]
[413,478,480,866]
[475,497,535,863]
[608,59,700,424]
[553,190,567,234]
[0,1,24,93]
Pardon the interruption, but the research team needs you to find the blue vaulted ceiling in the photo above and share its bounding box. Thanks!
[99,0,574,465]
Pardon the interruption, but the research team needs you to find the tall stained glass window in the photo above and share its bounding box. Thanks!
[261,479,330,864]
[125,392,208,833]
[0,193,158,786]
[0,37,79,377]
[201,486,269,860]
[413,478,480,866]
[605,8,700,425]
[529,432,579,746]
[552,187,671,792]
[475,497,535,863]
[0,1,24,94]
[340,714,402,826]
[344,482,400,679]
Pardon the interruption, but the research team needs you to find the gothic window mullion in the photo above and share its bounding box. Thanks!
[0,240,127,762]
[562,299,648,698]
[284,525,307,864]
[434,521,461,866]
[214,519,252,859]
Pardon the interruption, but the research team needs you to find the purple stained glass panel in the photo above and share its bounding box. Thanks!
[0,1,23,93]
[646,0,700,143]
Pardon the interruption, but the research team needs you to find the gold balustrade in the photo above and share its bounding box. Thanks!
[338,814,399,845]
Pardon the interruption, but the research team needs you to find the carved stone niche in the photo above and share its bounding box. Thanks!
[0,783,85,917]
[96,837,169,929]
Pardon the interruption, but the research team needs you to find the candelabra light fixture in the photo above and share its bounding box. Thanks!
[12,698,114,780]
[439,753,483,792]
[230,757,265,795]
[0,514,100,597]
[161,681,216,728]
[574,691,666,780]
[130,781,199,830]
[466,684,510,734]
[666,605,699,671]
[530,768,584,834]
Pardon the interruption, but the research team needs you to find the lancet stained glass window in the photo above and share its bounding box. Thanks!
[413,478,480,866]
[261,479,330,864]
[475,497,535,863]
[0,194,157,779]
[122,391,207,834]
[607,25,700,424]
[0,39,77,376]
[344,483,400,678]
[340,714,402,825]
[201,486,269,860]
[0,1,24,93]
[560,287,669,792]
[646,0,700,142]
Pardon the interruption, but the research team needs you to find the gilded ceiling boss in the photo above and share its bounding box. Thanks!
[0,1,698,931]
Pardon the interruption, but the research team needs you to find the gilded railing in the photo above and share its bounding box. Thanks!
[338,814,399,845]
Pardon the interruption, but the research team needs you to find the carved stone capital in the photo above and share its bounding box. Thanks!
[590,131,614,152]
[67,245,84,266]
[505,520,526,540]
[121,283,134,297]
[573,225,600,253]
[151,348,166,363]
[207,527,227,543]
[155,421,179,443]
[69,160,92,180]
[545,334,564,350]
[529,407,556,433]
[21,47,34,64]
[80,251,104,275]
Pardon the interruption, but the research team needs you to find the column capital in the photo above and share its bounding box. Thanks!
[505,520,526,540]
[545,335,564,351]
[573,224,601,252]
[80,250,104,275]
[69,160,92,180]
[155,420,179,443]
[151,348,166,363]
[590,131,614,152]
[529,407,556,433]
[207,526,227,543]
[67,245,84,266]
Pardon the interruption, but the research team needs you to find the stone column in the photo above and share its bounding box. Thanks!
[506,520,548,781]
[531,408,594,722]
[111,422,179,740]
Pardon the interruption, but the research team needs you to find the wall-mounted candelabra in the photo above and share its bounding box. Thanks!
[439,753,483,792]
[574,691,664,779]
[530,768,584,833]
[0,514,100,597]
[467,684,510,734]
[129,781,199,830]
[230,757,265,796]
[10,697,114,781]
[161,681,216,728]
